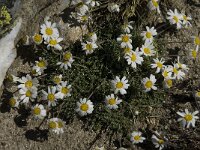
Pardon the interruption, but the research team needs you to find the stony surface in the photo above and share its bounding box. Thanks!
[0,0,200,150]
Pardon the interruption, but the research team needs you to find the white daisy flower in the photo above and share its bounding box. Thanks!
[48,118,65,134]
[107,3,120,13]
[87,32,97,42]
[147,0,160,14]
[82,41,98,55]
[111,76,130,95]
[181,13,192,28]
[76,13,90,23]
[163,79,173,89]
[32,104,46,119]
[9,97,19,107]
[42,86,60,107]
[46,37,63,51]
[125,48,144,69]
[190,49,198,59]
[32,33,43,45]
[89,0,100,7]
[151,58,165,73]
[75,98,94,116]
[152,131,167,150]
[105,94,122,110]
[192,36,200,50]
[177,109,199,128]
[142,74,157,92]
[130,131,146,144]
[56,81,72,99]
[53,74,63,85]
[141,26,157,42]
[18,74,39,89]
[19,87,38,104]
[140,40,155,56]
[167,9,182,29]
[171,65,185,80]
[174,57,189,72]
[117,34,132,49]
[40,20,59,41]
[33,57,48,75]
[121,21,133,33]
[57,51,74,70]
[195,90,200,99]
[162,65,173,79]
[75,2,89,15]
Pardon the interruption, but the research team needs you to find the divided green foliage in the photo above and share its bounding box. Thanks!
[33,7,166,133]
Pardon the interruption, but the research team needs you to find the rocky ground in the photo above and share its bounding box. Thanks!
[0,0,200,150]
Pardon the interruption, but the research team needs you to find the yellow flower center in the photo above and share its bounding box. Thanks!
[33,34,42,43]
[25,80,33,88]
[144,48,151,54]
[80,103,89,112]
[9,98,16,107]
[146,32,152,39]
[63,52,72,61]
[81,15,88,21]
[134,135,141,141]
[163,70,168,78]
[45,27,53,36]
[47,94,55,101]
[124,47,131,53]
[194,37,200,45]
[53,76,61,84]
[152,0,158,7]
[61,87,69,94]
[116,82,123,89]
[173,67,178,75]
[192,50,197,58]
[49,121,57,129]
[33,107,41,115]
[158,139,164,145]
[145,80,153,88]
[173,16,179,23]
[37,60,46,68]
[108,98,116,105]
[184,114,193,122]
[156,62,163,68]
[26,90,32,97]
[183,15,187,21]
[86,44,93,50]
[88,32,94,37]
[49,39,57,46]
[166,79,172,87]
[197,91,200,97]
[31,69,37,75]
[58,121,63,128]
[122,35,129,42]
[131,53,137,62]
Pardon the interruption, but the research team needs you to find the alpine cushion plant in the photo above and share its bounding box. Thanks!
[3,0,200,149]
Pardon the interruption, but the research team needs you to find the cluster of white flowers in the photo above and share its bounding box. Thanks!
[71,0,100,23]
[130,130,168,150]
[75,76,129,116]
[81,32,98,55]
[147,1,192,29]
[33,17,63,51]
[167,9,192,29]
[7,1,200,146]
[117,23,188,92]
